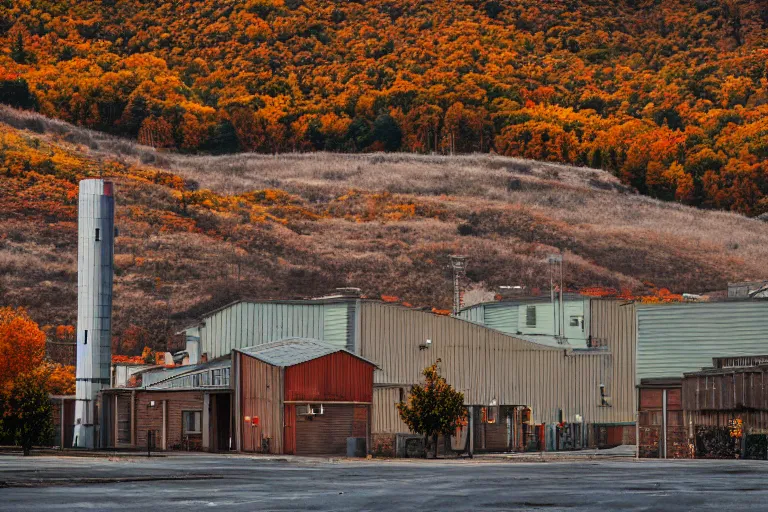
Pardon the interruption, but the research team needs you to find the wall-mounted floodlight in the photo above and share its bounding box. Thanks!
[419,338,432,350]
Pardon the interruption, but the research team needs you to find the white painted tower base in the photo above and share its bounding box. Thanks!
[73,179,115,449]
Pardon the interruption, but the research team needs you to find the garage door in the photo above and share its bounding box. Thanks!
[294,405,368,456]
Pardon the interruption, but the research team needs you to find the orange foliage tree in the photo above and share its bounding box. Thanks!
[0,307,75,396]
[0,307,46,394]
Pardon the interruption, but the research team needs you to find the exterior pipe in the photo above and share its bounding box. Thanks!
[662,389,668,459]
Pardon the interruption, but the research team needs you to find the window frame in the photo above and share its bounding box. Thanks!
[525,305,537,327]
[182,410,202,435]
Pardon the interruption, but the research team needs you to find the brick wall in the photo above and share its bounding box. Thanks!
[134,391,204,451]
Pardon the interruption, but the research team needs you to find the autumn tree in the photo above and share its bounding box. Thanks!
[397,359,466,458]
[0,307,46,394]
[2,0,768,214]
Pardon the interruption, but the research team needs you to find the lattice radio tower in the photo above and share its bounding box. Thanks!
[449,255,469,315]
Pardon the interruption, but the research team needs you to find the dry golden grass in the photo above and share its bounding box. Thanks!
[2,105,768,352]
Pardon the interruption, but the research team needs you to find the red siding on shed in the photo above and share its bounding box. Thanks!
[284,351,374,403]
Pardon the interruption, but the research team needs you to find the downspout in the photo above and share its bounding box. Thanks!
[130,390,136,448]
[662,389,668,459]
[233,352,241,452]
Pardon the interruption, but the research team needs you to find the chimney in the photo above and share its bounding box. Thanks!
[73,179,115,449]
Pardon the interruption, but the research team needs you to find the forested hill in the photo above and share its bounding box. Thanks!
[1,1,767,214]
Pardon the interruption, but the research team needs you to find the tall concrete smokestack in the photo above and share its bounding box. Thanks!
[73,179,115,449]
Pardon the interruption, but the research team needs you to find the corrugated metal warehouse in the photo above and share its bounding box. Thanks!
[638,355,768,460]
[362,299,636,451]
[175,296,638,453]
[184,298,359,361]
[233,338,376,456]
[636,301,768,383]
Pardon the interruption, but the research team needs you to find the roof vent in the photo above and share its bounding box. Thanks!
[497,285,526,298]
[334,287,362,298]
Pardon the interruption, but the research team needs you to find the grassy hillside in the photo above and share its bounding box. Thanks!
[1,0,768,214]
[2,107,767,354]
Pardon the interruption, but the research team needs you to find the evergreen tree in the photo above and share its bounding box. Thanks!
[372,114,402,152]
[10,32,31,64]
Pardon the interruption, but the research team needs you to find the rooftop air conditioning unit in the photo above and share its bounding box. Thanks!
[297,404,324,416]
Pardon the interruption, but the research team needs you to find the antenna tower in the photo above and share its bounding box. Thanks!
[449,255,469,315]
[548,253,564,343]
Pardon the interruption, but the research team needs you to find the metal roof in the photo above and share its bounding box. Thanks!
[458,293,588,312]
[236,338,377,368]
[140,358,231,388]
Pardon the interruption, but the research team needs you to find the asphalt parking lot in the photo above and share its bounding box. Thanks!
[1,453,767,511]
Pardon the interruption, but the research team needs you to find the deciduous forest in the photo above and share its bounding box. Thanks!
[1,0,767,214]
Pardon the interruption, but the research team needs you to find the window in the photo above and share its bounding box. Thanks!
[192,374,201,387]
[212,369,222,386]
[95,228,100,241]
[526,306,536,327]
[222,368,230,386]
[570,315,584,330]
[182,411,202,434]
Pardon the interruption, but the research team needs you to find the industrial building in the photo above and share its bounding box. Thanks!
[234,338,376,455]
[101,358,232,451]
[638,355,768,460]
[456,294,592,348]
[101,338,376,456]
[635,301,768,458]
[94,269,768,457]
[164,294,637,454]
[636,301,768,383]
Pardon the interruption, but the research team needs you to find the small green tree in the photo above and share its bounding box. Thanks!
[397,359,466,458]
[1,372,53,456]
[10,33,32,65]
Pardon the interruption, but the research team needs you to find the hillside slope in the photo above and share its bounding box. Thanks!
[2,107,767,354]
[1,0,768,214]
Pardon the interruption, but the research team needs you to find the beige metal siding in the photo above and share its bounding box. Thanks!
[589,299,637,427]
[361,302,635,433]
[372,387,409,434]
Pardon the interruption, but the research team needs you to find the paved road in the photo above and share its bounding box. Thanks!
[1,454,767,511]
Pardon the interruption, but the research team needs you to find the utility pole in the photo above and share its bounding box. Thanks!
[449,255,469,315]
[548,253,564,342]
